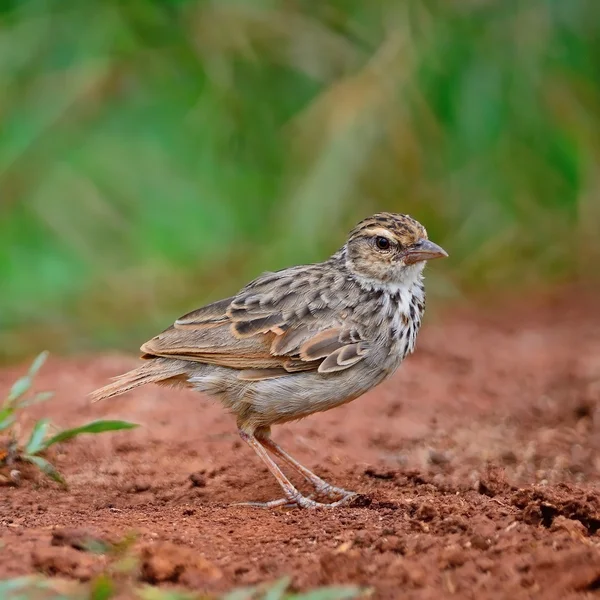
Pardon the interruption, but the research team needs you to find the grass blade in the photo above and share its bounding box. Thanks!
[28,351,49,377]
[0,407,16,432]
[7,376,32,405]
[23,455,67,487]
[0,575,74,599]
[0,414,16,433]
[89,574,115,600]
[136,586,197,600]
[264,577,291,600]
[42,420,138,449]
[290,587,364,600]
[25,418,52,455]
[22,391,55,407]
[221,586,259,600]
[0,576,39,593]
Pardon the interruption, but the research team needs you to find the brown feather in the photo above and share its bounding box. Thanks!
[318,344,365,373]
[174,297,234,328]
[89,358,188,403]
[299,328,344,360]
[232,314,285,337]
[237,368,290,381]
[270,325,313,356]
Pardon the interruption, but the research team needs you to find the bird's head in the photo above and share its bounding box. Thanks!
[345,212,448,287]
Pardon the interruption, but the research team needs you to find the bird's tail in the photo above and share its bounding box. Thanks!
[89,358,189,403]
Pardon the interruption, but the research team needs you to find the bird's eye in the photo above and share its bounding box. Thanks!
[375,236,391,251]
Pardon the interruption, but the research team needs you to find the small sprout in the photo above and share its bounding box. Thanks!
[0,576,39,595]
[28,350,50,377]
[90,574,116,600]
[0,565,365,600]
[5,351,49,407]
[0,574,69,599]
[7,375,33,405]
[21,391,55,408]
[137,587,200,600]
[290,586,366,600]
[1,352,138,488]
[0,407,17,432]
[25,418,52,455]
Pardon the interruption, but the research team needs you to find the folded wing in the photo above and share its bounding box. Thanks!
[140,268,371,380]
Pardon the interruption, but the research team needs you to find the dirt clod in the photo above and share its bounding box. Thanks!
[189,472,207,487]
[364,467,396,480]
[31,547,99,581]
[51,528,112,552]
[415,501,438,521]
[319,549,365,584]
[140,542,222,586]
[550,516,589,539]
[477,465,511,497]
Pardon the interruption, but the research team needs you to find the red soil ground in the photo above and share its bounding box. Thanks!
[2,291,600,599]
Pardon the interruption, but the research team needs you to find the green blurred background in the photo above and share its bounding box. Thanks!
[1,0,599,364]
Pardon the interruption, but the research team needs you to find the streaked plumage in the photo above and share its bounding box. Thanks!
[90,212,447,508]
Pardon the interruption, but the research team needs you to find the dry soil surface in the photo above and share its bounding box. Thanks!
[2,292,600,599]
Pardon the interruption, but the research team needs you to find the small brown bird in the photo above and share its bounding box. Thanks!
[91,213,447,508]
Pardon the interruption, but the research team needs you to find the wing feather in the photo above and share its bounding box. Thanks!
[140,267,371,380]
[318,343,366,373]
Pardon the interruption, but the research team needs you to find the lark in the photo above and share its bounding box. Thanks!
[91,213,447,508]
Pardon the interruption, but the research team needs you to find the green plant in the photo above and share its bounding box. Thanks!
[219,576,365,600]
[0,574,365,600]
[0,526,366,599]
[0,351,137,487]
[0,576,79,600]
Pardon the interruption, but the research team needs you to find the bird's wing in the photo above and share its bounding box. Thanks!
[140,266,371,380]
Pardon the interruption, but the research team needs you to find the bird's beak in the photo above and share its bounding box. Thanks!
[404,239,448,265]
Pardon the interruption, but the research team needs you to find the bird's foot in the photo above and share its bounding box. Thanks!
[312,483,357,502]
[233,497,300,509]
[234,490,358,510]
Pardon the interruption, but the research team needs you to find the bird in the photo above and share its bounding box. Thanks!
[90,212,447,509]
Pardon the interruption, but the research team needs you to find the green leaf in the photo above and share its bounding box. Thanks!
[0,575,76,600]
[22,391,55,407]
[222,585,259,600]
[4,353,49,407]
[25,418,52,455]
[0,407,16,432]
[290,587,364,600]
[28,351,49,377]
[23,455,67,487]
[7,375,31,404]
[82,538,114,555]
[0,576,38,593]
[136,586,197,600]
[265,577,291,600]
[42,420,138,449]
[90,574,115,600]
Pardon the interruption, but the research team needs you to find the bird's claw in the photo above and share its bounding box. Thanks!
[313,484,357,502]
[234,490,358,510]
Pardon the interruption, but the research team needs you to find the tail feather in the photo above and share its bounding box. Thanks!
[89,358,189,403]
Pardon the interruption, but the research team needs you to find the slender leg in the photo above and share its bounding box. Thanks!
[255,429,356,501]
[237,430,355,509]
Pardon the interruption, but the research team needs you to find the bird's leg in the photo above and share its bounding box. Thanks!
[255,428,356,502]
[237,430,353,509]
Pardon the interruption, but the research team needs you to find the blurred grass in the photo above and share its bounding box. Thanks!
[1,0,599,362]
